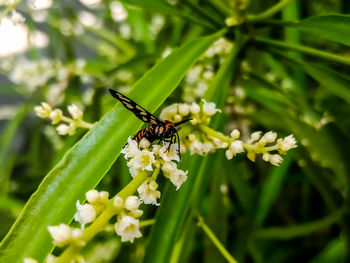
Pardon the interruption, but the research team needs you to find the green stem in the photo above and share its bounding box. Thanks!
[199,124,231,143]
[56,171,150,262]
[254,37,350,66]
[254,207,344,240]
[243,143,278,153]
[197,217,238,263]
[76,120,94,129]
[247,0,295,21]
[60,116,94,129]
[139,219,155,228]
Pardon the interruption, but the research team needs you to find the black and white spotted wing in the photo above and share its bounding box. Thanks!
[109,89,162,125]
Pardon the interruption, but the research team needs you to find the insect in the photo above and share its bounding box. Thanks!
[109,89,190,155]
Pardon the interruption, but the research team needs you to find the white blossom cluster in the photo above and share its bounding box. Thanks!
[34,102,92,135]
[246,131,297,166]
[113,195,143,243]
[122,137,188,198]
[9,58,64,92]
[182,65,213,103]
[204,38,233,58]
[47,190,144,255]
[0,0,26,25]
[160,100,226,155]
[159,101,297,166]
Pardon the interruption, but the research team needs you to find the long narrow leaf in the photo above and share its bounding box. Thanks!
[290,15,350,46]
[0,31,223,263]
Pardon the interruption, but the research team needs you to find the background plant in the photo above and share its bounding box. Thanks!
[0,0,350,262]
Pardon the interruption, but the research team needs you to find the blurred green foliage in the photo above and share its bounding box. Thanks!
[0,0,350,262]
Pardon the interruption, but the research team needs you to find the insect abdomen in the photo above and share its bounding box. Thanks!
[133,125,158,143]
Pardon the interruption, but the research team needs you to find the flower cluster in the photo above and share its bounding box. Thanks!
[113,196,143,243]
[182,38,233,103]
[34,102,93,135]
[0,0,25,25]
[122,137,188,197]
[244,132,297,166]
[10,58,64,92]
[159,101,297,166]
[47,190,144,262]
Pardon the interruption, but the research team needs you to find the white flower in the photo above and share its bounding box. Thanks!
[211,137,228,148]
[159,143,180,162]
[68,104,83,120]
[56,124,70,135]
[161,161,178,176]
[113,196,124,209]
[178,103,189,116]
[45,254,57,263]
[99,191,109,201]
[259,131,277,144]
[225,149,233,160]
[49,109,62,124]
[169,169,188,190]
[202,141,215,154]
[124,196,141,211]
[189,140,203,155]
[202,100,221,116]
[34,102,52,118]
[10,10,25,25]
[47,224,72,247]
[133,150,155,171]
[189,103,200,114]
[85,189,100,203]
[230,140,244,154]
[121,137,140,159]
[139,138,150,149]
[115,215,142,243]
[137,180,161,206]
[250,131,262,142]
[128,167,141,178]
[24,258,38,263]
[74,200,96,229]
[277,135,297,152]
[159,104,178,121]
[174,114,182,122]
[269,154,283,166]
[129,209,143,218]
[230,129,240,139]
[225,140,244,160]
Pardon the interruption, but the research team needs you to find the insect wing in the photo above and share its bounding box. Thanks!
[109,89,162,125]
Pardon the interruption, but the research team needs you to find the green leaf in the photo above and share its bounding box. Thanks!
[0,30,224,263]
[291,15,350,46]
[121,0,216,29]
[0,105,32,196]
[310,238,345,263]
[254,154,293,227]
[143,31,245,263]
[301,63,350,104]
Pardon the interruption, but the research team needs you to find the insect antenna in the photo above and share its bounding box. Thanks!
[174,119,191,127]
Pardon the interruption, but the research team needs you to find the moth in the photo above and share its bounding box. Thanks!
[109,89,190,155]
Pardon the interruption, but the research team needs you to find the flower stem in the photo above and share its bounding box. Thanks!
[199,125,231,143]
[197,216,238,263]
[139,219,155,228]
[247,0,295,21]
[60,116,94,129]
[243,143,278,153]
[56,171,150,262]
[76,120,94,129]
